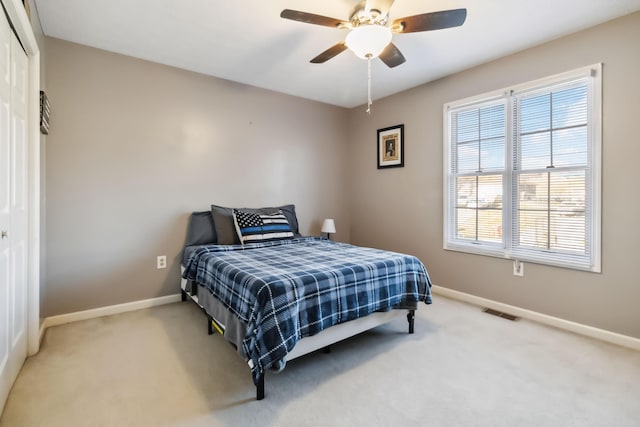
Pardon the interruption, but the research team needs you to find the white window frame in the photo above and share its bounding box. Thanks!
[443,64,602,272]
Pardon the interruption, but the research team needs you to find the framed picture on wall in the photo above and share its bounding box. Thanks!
[377,124,404,169]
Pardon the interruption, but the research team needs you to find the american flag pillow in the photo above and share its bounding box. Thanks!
[232,208,294,244]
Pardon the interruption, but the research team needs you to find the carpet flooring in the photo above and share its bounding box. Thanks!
[1,296,639,426]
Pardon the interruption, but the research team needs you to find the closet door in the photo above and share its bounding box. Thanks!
[0,8,28,412]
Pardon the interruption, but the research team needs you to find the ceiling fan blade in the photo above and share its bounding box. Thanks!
[280,9,349,29]
[378,43,406,68]
[310,42,349,64]
[392,8,467,33]
[364,0,395,14]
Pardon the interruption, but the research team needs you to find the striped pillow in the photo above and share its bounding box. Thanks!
[232,208,294,244]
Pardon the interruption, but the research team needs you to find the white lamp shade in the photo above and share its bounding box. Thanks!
[345,25,392,59]
[321,218,336,234]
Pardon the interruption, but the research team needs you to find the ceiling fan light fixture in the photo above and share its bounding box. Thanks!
[345,24,392,59]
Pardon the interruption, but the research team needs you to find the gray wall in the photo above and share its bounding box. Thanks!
[44,12,640,340]
[347,12,640,339]
[44,38,350,316]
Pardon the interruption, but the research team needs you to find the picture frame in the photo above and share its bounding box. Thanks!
[377,124,404,169]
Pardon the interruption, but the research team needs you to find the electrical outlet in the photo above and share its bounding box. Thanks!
[157,255,167,269]
[513,260,524,277]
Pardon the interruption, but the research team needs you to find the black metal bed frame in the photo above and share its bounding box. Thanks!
[182,289,415,400]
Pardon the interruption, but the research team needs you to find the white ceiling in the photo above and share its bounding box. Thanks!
[35,0,640,108]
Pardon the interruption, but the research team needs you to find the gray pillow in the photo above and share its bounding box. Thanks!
[211,204,300,245]
[211,205,239,245]
[278,204,299,236]
[184,211,217,246]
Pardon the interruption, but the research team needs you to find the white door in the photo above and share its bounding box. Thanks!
[0,8,29,412]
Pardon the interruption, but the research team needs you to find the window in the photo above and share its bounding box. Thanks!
[444,65,601,272]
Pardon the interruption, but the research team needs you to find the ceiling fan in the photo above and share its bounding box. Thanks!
[280,0,467,68]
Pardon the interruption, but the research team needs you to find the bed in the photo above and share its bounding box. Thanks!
[180,205,432,400]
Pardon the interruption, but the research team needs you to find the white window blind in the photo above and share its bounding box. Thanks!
[450,101,505,247]
[444,65,601,272]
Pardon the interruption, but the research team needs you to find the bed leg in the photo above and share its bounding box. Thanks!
[207,315,213,335]
[407,310,415,334]
[181,289,187,302]
[256,374,265,400]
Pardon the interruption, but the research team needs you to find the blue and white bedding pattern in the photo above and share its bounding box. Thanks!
[182,237,432,384]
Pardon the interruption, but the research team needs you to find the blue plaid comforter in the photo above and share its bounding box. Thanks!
[182,237,432,383]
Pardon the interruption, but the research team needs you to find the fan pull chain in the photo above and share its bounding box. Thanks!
[366,55,373,114]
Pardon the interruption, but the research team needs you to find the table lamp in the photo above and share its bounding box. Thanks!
[321,218,336,240]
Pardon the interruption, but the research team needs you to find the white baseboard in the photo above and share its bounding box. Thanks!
[41,293,182,333]
[432,285,640,352]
